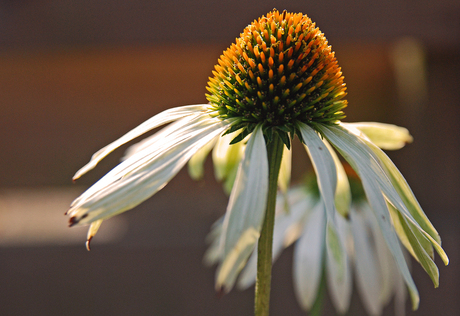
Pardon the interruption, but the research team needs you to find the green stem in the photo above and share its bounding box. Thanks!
[255,133,284,316]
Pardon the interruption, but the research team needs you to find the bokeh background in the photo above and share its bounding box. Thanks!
[1,0,459,315]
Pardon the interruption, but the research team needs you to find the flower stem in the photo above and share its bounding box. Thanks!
[255,134,284,316]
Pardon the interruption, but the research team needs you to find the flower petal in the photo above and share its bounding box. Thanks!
[277,145,292,194]
[326,212,352,314]
[342,122,413,150]
[187,135,217,180]
[216,125,268,292]
[68,114,230,226]
[212,131,246,194]
[73,104,209,180]
[364,203,397,305]
[121,114,201,161]
[85,219,103,251]
[299,123,338,223]
[350,206,382,316]
[293,202,327,310]
[324,139,351,217]
[203,218,225,266]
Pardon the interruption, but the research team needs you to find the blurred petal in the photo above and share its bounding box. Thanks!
[187,136,217,180]
[277,145,292,194]
[342,122,413,150]
[293,202,327,310]
[364,203,396,305]
[212,131,245,182]
[216,125,268,292]
[326,213,352,314]
[203,218,225,266]
[350,206,382,316]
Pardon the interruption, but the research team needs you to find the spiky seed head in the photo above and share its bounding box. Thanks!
[206,10,347,144]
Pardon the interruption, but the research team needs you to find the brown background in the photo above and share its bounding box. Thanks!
[0,0,459,315]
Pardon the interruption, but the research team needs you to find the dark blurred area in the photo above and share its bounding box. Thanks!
[0,0,459,315]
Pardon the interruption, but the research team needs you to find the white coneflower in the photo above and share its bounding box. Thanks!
[68,10,447,315]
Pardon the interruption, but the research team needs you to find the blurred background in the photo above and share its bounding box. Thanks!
[0,0,459,315]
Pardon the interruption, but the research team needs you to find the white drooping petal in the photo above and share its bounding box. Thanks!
[341,122,413,150]
[350,206,382,316]
[216,125,268,291]
[299,123,338,223]
[73,104,209,180]
[318,124,420,309]
[326,212,352,314]
[68,114,230,226]
[293,202,326,311]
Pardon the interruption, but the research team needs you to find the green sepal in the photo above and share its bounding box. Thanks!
[230,124,256,145]
[222,121,246,136]
[276,130,291,150]
[263,126,274,144]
